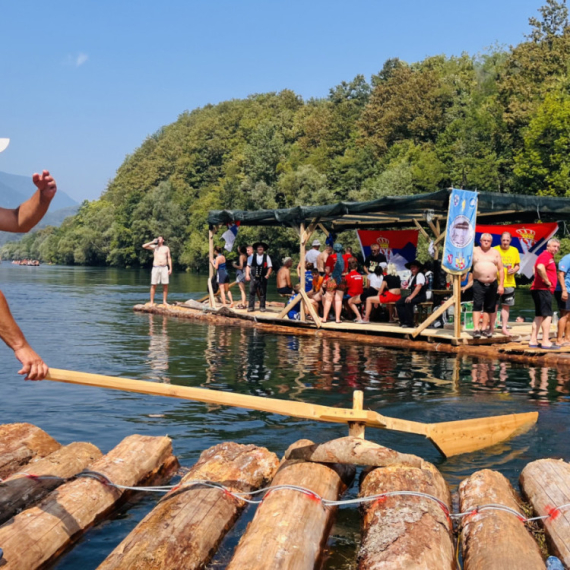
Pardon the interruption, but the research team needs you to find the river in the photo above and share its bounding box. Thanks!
[0,263,568,568]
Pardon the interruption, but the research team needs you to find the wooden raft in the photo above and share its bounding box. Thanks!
[0,434,177,570]
[458,469,544,570]
[98,442,278,570]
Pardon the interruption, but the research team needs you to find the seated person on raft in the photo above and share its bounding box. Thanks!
[276,257,295,295]
[344,258,364,321]
[359,263,401,324]
[395,260,426,328]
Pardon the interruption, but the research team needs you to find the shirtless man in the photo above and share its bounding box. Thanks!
[471,233,504,338]
[277,257,294,295]
[316,245,332,276]
[143,236,172,305]
[0,170,57,380]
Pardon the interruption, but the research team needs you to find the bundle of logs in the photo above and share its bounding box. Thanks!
[0,423,568,569]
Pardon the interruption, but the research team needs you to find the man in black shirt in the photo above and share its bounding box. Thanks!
[364,243,387,275]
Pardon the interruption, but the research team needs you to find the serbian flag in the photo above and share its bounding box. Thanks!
[222,222,240,252]
[475,223,558,279]
[357,230,419,272]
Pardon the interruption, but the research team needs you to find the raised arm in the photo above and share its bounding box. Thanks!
[0,171,57,233]
[143,239,157,250]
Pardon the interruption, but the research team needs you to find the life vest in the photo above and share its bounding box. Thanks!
[251,254,268,279]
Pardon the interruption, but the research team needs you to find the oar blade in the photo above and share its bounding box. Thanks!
[427,411,538,457]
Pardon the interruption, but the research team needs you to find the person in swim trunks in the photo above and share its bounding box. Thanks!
[276,257,295,295]
[471,233,504,338]
[143,236,172,306]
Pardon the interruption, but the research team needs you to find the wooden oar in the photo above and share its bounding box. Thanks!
[45,369,537,458]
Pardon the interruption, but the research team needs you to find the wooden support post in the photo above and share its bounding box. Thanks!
[0,423,61,480]
[208,227,216,308]
[98,443,279,570]
[348,390,365,438]
[413,219,430,240]
[226,439,355,570]
[459,469,544,570]
[454,274,462,340]
[0,442,102,525]
[277,294,302,319]
[358,460,454,569]
[0,435,177,570]
[317,223,330,237]
[299,289,321,328]
[412,296,454,338]
[299,222,306,322]
[198,281,238,304]
[520,459,570,566]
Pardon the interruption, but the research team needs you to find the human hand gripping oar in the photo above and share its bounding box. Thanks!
[44,369,538,458]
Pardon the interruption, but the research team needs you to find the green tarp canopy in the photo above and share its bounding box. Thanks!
[208,189,570,230]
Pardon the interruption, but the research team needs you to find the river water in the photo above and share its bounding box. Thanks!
[0,264,568,568]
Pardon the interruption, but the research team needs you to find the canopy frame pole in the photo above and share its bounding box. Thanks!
[411,296,455,338]
[299,222,306,322]
[299,289,322,328]
[208,227,218,308]
[277,294,302,319]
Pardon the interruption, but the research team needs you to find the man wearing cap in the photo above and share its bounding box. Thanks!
[396,260,427,328]
[246,242,273,312]
[0,170,57,380]
[305,240,321,266]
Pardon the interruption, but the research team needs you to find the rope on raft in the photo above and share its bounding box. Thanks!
[10,470,567,522]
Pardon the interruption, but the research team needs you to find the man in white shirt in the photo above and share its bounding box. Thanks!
[305,240,321,266]
[246,242,273,312]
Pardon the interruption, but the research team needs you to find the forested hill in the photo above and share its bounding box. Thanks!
[4,0,570,268]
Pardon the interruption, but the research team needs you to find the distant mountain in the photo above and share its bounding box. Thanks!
[0,171,78,210]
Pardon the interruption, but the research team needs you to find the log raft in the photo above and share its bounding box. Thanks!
[0,423,61,479]
[0,441,102,525]
[357,459,454,570]
[226,439,355,570]
[520,458,570,567]
[459,469,544,570]
[0,434,176,570]
[98,442,279,570]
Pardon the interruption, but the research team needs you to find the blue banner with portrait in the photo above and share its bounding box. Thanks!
[442,188,478,275]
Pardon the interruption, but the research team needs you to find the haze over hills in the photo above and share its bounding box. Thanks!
[0,171,80,247]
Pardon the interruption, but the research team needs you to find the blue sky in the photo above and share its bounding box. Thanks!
[1,0,544,203]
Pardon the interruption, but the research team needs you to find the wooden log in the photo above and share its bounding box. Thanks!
[284,436,423,468]
[98,442,279,570]
[226,439,355,570]
[459,469,544,570]
[358,461,454,569]
[0,434,175,570]
[0,441,102,525]
[520,458,570,566]
[0,423,61,479]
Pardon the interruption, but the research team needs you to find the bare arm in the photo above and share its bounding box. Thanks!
[266,267,273,279]
[167,248,172,275]
[0,171,57,233]
[0,290,48,380]
[143,240,157,250]
[496,253,504,291]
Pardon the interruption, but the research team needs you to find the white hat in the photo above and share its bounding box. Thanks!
[312,239,321,246]
[0,139,10,153]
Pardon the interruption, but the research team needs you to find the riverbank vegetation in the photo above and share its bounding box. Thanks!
[3,1,570,268]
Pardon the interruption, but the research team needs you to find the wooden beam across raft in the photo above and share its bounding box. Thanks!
[0,423,61,479]
[0,441,102,525]
[458,469,544,570]
[45,368,538,458]
[98,442,279,570]
[0,435,177,570]
[226,439,355,570]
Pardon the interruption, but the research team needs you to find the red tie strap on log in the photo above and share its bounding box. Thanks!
[0,423,61,479]
[358,460,454,569]
[97,442,279,570]
[0,441,102,525]
[226,439,355,570]
[0,434,175,570]
[459,469,544,570]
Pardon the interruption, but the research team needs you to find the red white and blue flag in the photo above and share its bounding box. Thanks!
[475,222,559,278]
[222,222,240,252]
[357,230,419,272]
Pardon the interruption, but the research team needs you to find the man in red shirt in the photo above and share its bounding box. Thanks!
[529,239,560,349]
[345,258,364,320]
